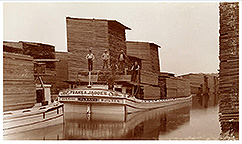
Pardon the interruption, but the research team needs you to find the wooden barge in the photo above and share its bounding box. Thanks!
[3,102,64,136]
[59,86,191,114]
[59,70,192,115]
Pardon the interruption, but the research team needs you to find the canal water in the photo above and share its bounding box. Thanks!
[3,93,221,140]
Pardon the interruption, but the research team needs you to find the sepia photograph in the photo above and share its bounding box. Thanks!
[1,0,240,142]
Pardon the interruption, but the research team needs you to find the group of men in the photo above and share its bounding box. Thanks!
[85,49,140,82]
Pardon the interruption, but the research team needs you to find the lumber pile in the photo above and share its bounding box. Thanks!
[3,41,58,94]
[140,70,159,85]
[166,77,178,98]
[21,41,55,59]
[219,2,239,139]
[143,85,160,100]
[180,73,218,95]
[126,41,161,99]
[21,41,57,94]
[206,74,218,94]
[126,41,160,74]
[108,21,127,63]
[181,73,204,94]
[158,75,191,99]
[66,17,130,81]
[55,52,69,91]
[3,41,23,54]
[177,78,191,97]
[3,52,36,111]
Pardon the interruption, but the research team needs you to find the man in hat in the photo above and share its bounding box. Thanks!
[101,49,110,70]
[118,50,127,73]
[86,49,95,71]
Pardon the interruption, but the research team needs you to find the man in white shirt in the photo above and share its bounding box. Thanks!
[86,50,95,71]
[101,49,110,70]
[118,50,126,73]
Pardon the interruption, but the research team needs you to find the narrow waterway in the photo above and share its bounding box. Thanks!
[4,93,220,140]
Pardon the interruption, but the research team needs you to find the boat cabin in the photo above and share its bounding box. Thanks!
[65,69,144,99]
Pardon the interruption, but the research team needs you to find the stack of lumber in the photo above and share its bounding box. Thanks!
[126,41,160,74]
[180,73,218,95]
[166,77,178,98]
[206,74,218,94]
[108,21,127,64]
[158,76,191,99]
[140,70,159,85]
[3,41,58,94]
[143,85,160,100]
[21,41,57,94]
[177,78,191,97]
[3,41,23,54]
[181,73,204,94]
[219,2,239,139]
[126,41,161,100]
[3,52,36,111]
[21,41,55,59]
[149,43,160,73]
[158,72,175,99]
[55,52,69,91]
[66,17,130,81]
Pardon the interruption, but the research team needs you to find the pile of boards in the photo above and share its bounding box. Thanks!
[21,42,57,94]
[3,41,58,94]
[219,2,239,139]
[66,17,129,81]
[180,73,218,95]
[159,72,218,99]
[126,41,161,99]
[3,52,36,111]
[159,75,190,99]
[126,41,160,74]
[55,52,69,91]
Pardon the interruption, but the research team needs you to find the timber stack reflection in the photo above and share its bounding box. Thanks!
[192,93,219,109]
[63,103,191,140]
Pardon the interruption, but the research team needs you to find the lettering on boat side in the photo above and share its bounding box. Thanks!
[60,97,122,104]
[99,98,121,103]
[60,90,123,97]
[60,97,76,101]
[78,98,98,102]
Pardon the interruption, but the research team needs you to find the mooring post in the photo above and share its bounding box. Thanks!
[87,71,92,88]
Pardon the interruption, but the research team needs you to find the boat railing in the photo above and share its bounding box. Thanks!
[3,102,63,118]
[127,95,192,103]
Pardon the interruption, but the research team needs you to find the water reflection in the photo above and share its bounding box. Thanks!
[3,124,64,140]
[192,93,219,109]
[63,103,191,140]
[4,92,221,140]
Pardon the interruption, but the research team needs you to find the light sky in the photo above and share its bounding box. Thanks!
[3,2,219,75]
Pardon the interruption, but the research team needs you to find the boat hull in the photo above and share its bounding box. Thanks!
[64,102,125,114]
[59,89,192,114]
[3,103,64,136]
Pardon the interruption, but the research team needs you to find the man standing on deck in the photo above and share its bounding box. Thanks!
[131,61,140,82]
[118,50,127,73]
[86,49,95,71]
[101,49,110,70]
